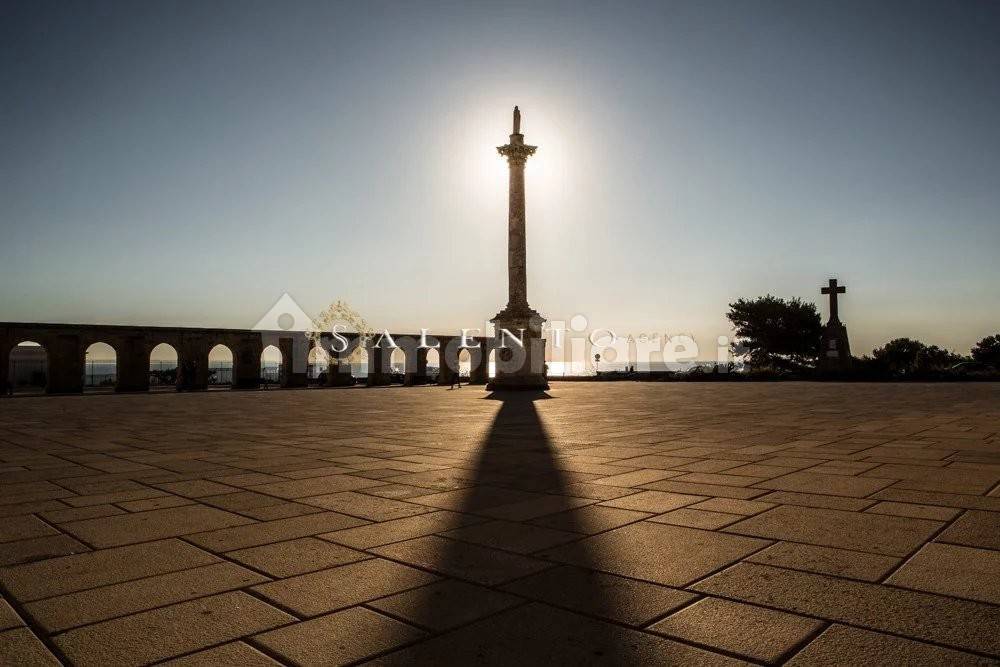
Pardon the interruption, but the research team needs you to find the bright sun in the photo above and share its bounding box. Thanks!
[461,105,568,209]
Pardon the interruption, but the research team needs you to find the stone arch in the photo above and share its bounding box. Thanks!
[307,344,328,383]
[261,344,282,385]
[488,348,497,378]
[149,343,178,390]
[350,345,369,380]
[7,341,48,394]
[83,342,117,390]
[388,346,412,384]
[426,348,440,382]
[208,344,234,387]
[458,348,472,378]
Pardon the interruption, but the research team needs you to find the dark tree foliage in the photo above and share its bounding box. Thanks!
[917,345,964,370]
[727,295,822,370]
[871,338,924,375]
[972,335,1000,365]
[870,338,964,376]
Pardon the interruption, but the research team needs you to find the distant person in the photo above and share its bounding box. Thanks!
[450,372,461,389]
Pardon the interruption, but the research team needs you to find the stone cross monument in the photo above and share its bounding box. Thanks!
[488,107,549,390]
[819,278,852,372]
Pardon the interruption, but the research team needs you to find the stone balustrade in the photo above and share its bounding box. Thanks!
[1,323,494,394]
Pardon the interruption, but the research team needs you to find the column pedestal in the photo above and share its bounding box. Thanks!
[487,307,548,391]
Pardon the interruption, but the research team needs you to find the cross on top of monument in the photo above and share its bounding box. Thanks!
[821,278,846,324]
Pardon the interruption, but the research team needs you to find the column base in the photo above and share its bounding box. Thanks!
[485,375,549,391]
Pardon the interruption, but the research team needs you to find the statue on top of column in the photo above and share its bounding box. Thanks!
[513,106,520,134]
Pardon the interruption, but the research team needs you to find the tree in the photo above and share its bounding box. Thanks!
[726,296,822,370]
[916,345,963,371]
[972,335,1000,365]
[871,338,925,375]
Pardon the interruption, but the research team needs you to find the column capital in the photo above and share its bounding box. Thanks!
[497,142,537,164]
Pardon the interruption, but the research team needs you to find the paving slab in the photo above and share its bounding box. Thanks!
[693,562,1000,655]
[0,534,91,567]
[250,557,439,616]
[0,538,218,601]
[369,602,746,666]
[502,564,696,626]
[650,508,745,529]
[937,510,1000,550]
[184,511,368,552]
[538,521,771,586]
[371,534,552,585]
[786,624,994,666]
[227,536,370,577]
[0,598,22,632]
[649,597,823,664]
[253,606,425,665]
[370,579,523,631]
[0,627,60,666]
[25,561,269,632]
[753,471,896,497]
[599,490,707,513]
[0,515,60,543]
[320,510,482,549]
[886,542,1000,604]
[528,504,652,533]
[53,591,294,666]
[441,519,579,553]
[59,505,255,548]
[723,505,943,556]
[160,641,281,666]
[745,541,899,582]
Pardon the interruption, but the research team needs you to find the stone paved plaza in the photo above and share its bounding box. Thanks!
[1,382,999,666]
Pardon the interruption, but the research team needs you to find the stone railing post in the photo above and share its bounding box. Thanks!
[0,331,10,396]
[367,338,391,387]
[233,335,263,390]
[115,334,150,392]
[407,347,430,386]
[49,334,84,394]
[437,337,457,386]
[323,336,355,386]
[470,338,490,385]
[280,335,309,388]
[177,338,209,391]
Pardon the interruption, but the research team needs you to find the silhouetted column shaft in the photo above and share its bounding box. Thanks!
[489,108,548,390]
[508,156,528,307]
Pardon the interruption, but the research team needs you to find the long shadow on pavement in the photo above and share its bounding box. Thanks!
[370,391,693,665]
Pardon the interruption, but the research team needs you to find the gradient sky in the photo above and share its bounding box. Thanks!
[2,0,998,358]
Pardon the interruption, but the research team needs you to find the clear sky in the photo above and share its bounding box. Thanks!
[2,0,998,358]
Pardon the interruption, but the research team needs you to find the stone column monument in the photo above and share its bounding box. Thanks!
[487,107,549,390]
[819,278,852,373]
